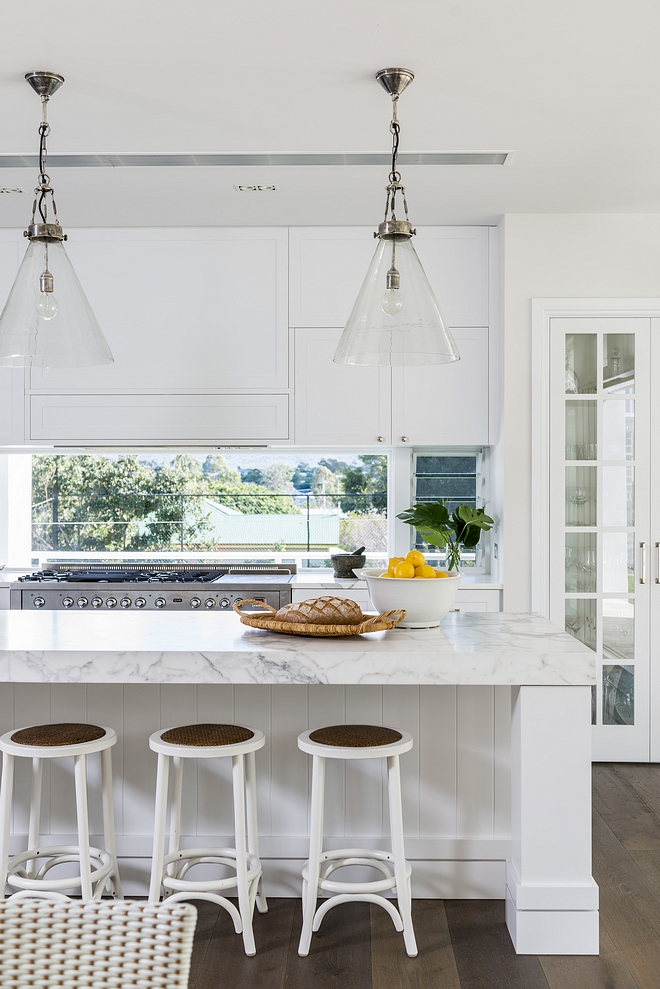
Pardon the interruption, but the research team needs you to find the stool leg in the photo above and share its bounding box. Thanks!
[167,757,184,879]
[299,754,325,957]
[26,758,43,880]
[387,754,417,957]
[149,753,170,904]
[0,754,14,897]
[246,749,267,915]
[101,747,123,899]
[73,754,93,901]
[233,753,255,955]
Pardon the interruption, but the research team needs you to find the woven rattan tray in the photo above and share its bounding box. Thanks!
[234,600,406,636]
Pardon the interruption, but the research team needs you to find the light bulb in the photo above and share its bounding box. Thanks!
[36,293,58,320]
[381,288,404,315]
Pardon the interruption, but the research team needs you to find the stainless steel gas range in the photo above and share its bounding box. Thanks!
[10,564,295,612]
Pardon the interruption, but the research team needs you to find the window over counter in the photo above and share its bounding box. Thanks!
[21,452,388,572]
[410,450,489,571]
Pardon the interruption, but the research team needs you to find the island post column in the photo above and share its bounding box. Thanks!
[507,683,598,954]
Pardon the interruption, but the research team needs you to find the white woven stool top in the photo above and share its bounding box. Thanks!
[0,899,197,988]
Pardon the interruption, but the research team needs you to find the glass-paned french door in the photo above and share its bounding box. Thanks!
[550,317,651,761]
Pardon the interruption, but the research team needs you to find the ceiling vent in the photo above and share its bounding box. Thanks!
[235,184,278,191]
[0,151,509,169]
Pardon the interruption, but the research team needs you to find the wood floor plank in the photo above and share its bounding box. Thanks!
[592,764,660,851]
[283,899,372,989]
[188,900,220,989]
[592,807,660,989]
[444,899,550,989]
[539,922,640,989]
[613,763,660,821]
[370,899,461,989]
[193,899,295,989]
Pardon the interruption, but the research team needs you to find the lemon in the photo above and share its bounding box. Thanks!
[414,565,437,579]
[406,550,425,568]
[380,572,392,578]
[394,560,415,579]
[436,571,453,578]
[387,556,405,576]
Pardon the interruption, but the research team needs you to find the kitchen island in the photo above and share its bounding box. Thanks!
[0,610,597,955]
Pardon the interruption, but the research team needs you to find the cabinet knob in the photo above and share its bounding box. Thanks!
[401,435,409,443]
[377,435,385,442]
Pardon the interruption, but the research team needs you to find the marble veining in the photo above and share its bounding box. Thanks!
[0,611,595,685]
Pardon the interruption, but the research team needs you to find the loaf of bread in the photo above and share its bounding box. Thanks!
[275,596,363,626]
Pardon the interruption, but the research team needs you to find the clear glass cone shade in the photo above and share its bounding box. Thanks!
[0,239,113,368]
[334,236,461,367]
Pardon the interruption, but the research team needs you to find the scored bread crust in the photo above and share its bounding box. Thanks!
[276,596,363,625]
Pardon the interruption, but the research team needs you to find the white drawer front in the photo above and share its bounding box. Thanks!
[30,394,289,442]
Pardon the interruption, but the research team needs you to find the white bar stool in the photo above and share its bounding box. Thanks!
[0,723,123,902]
[148,723,267,957]
[298,724,417,958]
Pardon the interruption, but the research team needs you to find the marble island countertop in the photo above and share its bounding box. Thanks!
[0,611,594,686]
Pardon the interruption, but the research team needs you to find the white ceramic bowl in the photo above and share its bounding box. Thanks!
[361,568,462,628]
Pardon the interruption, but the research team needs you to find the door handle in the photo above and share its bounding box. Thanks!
[656,542,659,584]
[640,542,647,584]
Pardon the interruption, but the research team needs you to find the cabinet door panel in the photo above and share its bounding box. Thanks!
[392,327,489,445]
[0,236,25,445]
[30,229,288,392]
[294,328,390,445]
[290,226,489,328]
[30,393,289,443]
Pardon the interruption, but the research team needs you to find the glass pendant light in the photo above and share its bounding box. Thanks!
[334,68,460,367]
[0,71,113,368]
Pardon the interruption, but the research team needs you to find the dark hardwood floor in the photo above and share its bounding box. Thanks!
[188,763,660,989]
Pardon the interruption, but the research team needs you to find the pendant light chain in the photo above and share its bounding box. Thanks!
[31,95,59,229]
[383,95,411,227]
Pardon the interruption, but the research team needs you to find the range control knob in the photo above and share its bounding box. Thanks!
[134,597,146,609]
[190,597,201,609]
[120,597,132,609]
[62,596,74,608]
[105,597,117,609]
[155,597,166,609]
[76,597,88,608]
[219,597,231,609]
[33,596,45,609]
[91,597,103,608]
[204,598,216,609]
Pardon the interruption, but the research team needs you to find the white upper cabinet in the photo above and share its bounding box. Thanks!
[392,328,490,446]
[30,228,289,393]
[0,234,25,445]
[289,226,489,328]
[294,328,391,446]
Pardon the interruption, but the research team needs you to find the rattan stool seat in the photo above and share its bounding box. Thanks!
[11,723,106,747]
[309,724,402,748]
[161,723,254,747]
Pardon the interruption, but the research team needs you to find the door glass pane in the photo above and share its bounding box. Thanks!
[602,466,634,526]
[603,333,635,394]
[603,665,634,725]
[566,401,597,460]
[603,598,634,661]
[566,334,597,394]
[565,598,597,650]
[602,532,634,592]
[565,532,597,592]
[566,466,597,526]
[591,685,597,725]
[602,400,634,460]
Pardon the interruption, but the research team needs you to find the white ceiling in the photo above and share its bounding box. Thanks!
[0,0,659,227]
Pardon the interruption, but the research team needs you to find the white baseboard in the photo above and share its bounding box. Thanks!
[7,833,510,899]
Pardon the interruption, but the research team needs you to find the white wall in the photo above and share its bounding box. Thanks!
[500,214,660,611]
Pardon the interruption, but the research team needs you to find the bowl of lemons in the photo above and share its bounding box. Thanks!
[361,551,461,628]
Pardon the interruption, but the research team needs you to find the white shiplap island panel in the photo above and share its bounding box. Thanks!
[0,612,597,955]
[0,611,594,686]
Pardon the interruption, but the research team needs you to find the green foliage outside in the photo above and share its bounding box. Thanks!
[32,454,298,553]
[31,453,388,554]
